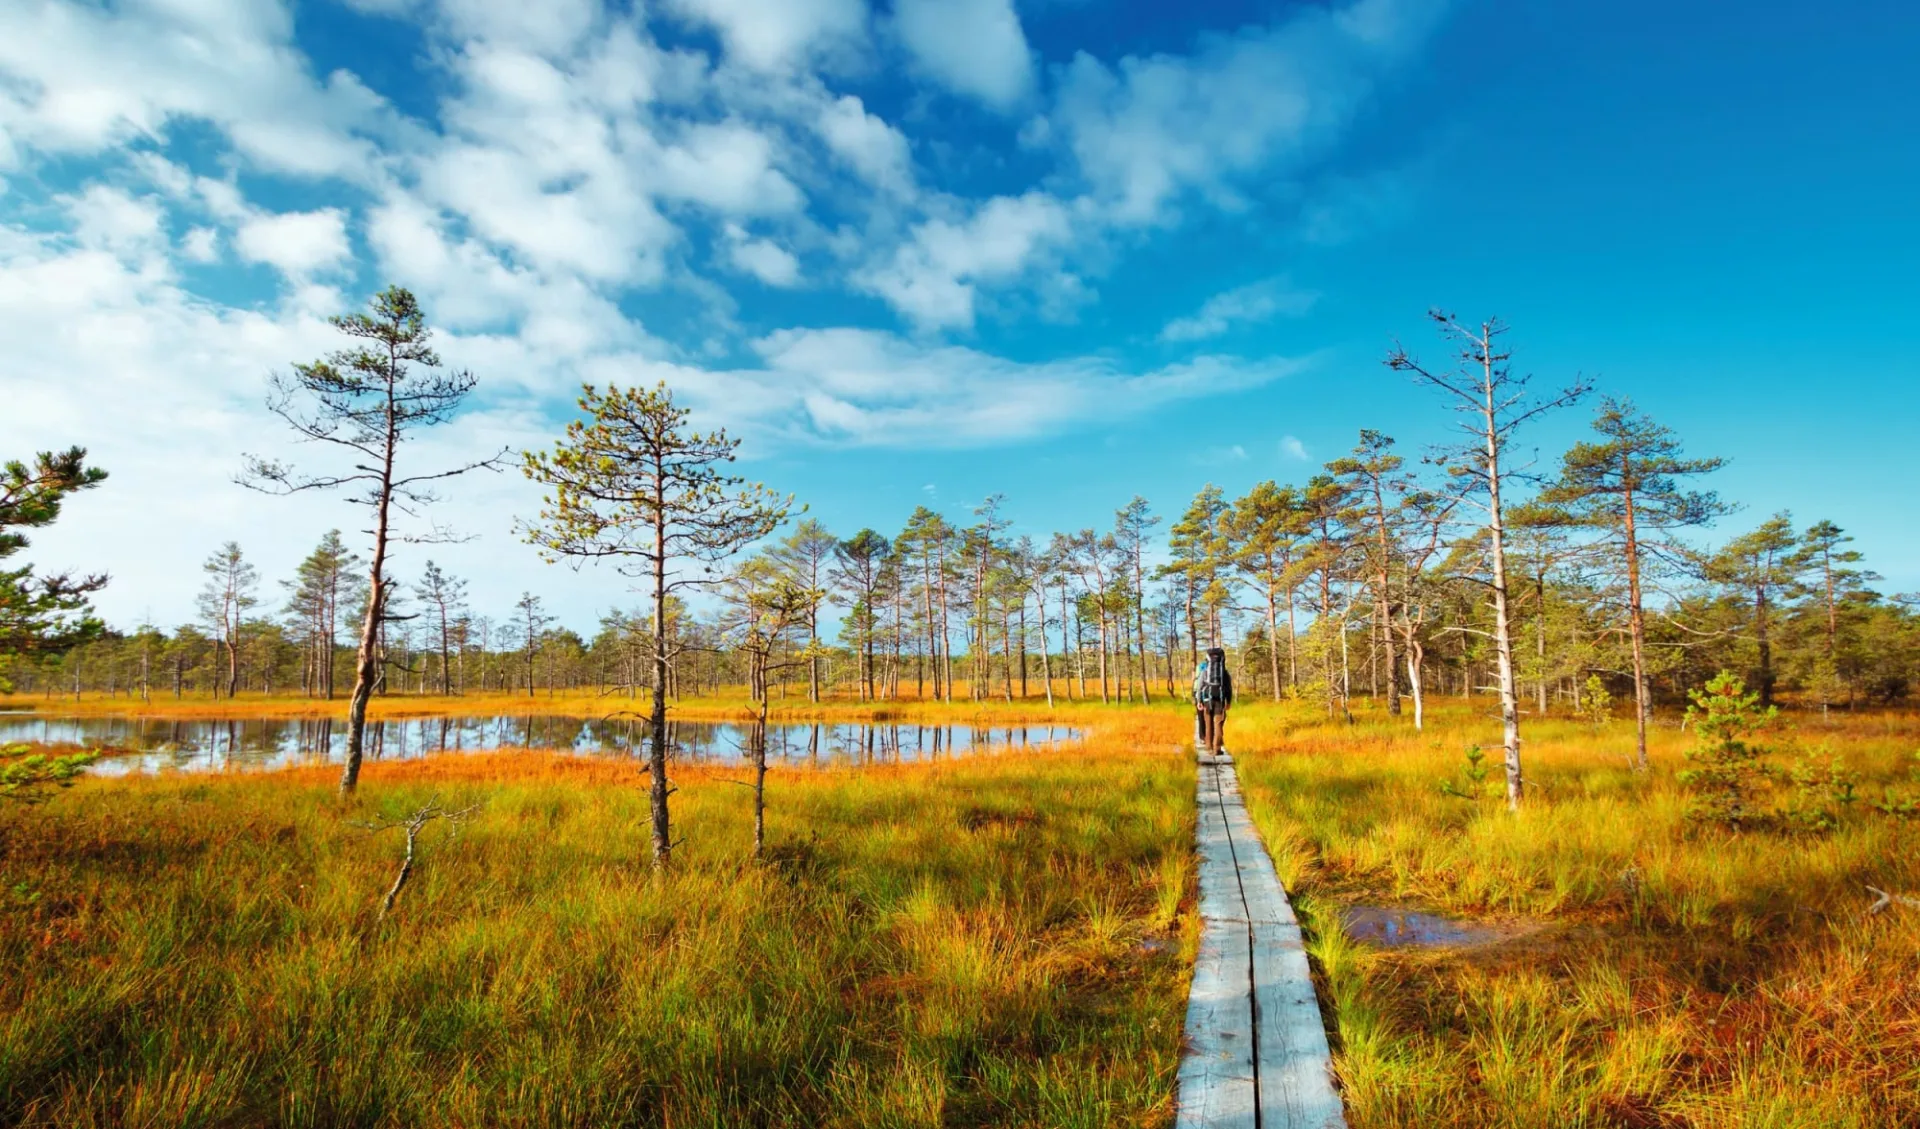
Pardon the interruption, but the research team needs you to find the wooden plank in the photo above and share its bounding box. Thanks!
[1251,929,1346,1129]
[1175,913,1258,1129]
[1177,759,1258,1128]
[1179,755,1349,1129]
[1194,762,1247,920]
[1214,770,1297,928]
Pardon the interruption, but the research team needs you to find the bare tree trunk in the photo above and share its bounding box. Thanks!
[1622,475,1650,772]
[648,476,673,869]
[339,408,397,798]
[1407,645,1426,730]
[1535,571,1549,715]
[752,701,768,860]
[1485,394,1525,810]
[1035,586,1054,708]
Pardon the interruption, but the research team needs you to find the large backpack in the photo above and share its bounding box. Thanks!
[1198,648,1228,707]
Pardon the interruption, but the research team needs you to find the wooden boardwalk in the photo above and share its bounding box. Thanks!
[1176,756,1347,1129]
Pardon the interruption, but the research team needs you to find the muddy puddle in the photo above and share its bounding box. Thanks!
[1339,905,1537,949]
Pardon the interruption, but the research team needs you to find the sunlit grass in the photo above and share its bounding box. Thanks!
[0,738,1194,1127]
[1231,697,1920,1129]
[13,682,1916,1126]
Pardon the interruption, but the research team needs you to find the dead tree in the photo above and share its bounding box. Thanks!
[356,797,481,922]
[1388,312,1588,810]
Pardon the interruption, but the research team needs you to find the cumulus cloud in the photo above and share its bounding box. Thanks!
[1159,278,1317,342]
[1281,435,1309,460]
[815,94,914,196]
[0,0,397,179]
[858,192,1072,329]
[63,185,166,260]
[0,0,1445,627]
[723,224,801,286]
[666,0,867,71]
[234,209,352,277]
[892,0,1034,110]
[180,227,221,263]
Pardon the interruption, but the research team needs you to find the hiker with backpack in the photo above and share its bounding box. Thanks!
[1192,646,1233,756]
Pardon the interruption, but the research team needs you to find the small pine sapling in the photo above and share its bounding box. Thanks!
[1440,745,1493,800]
[1781,747,1859,834]
[0,743,97,803]
[1679,672,1778,830]
[1579,675,1614,729]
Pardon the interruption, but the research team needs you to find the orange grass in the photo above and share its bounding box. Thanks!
[0,725,1196,1128]
[1227,697,1920,1129]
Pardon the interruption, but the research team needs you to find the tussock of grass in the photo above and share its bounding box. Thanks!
[1232,699,1920,1129]
[0,745,1193,1127]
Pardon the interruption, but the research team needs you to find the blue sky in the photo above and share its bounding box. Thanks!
[2,0,1916,631]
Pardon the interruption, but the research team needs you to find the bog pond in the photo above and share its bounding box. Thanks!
[0,714,1084,775]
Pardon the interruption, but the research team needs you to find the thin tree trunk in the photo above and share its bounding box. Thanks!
[1485,387,1525,808]
[648,471,673,869]
[339,403,397,798]
[1622,472,1650,772]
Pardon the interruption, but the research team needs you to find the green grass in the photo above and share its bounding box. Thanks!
[0,747,1194,1128]
[1230,699,1920,1129]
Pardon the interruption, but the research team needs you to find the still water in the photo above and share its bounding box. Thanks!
[0,715,1084,775]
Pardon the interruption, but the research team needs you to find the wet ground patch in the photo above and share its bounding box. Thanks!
[1339,904,1543,949]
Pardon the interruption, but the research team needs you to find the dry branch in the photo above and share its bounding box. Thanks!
[1865,885,1920,916]
[356,797,482,922]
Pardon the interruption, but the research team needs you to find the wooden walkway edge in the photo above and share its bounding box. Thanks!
[1175,756,1347,1129]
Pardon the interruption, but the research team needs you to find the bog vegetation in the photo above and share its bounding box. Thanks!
[5,291,1919,1126]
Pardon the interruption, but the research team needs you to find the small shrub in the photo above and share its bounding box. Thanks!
[1439,745,1492,800]
[1579,675,1614,728]
[1678,672,1778,830]
[1873,751,1920,819]
[1780,749,1858,835]
[0,742,97,803]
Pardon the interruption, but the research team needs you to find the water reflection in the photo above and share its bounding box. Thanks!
[0,715,1083,775]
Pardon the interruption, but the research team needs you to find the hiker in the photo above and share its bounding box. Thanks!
[1193,646,1233,756]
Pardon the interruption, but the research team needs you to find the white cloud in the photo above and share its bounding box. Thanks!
[1159,277,1317,342]
[0,0,396,180]
[63,185,166,260]
[1281,435,1309,460]
[435,0,603,56]
[892,0,1034,110]
[858,192,1071,329]
[234,209,352,277]
[656,121,805,215]
[1044,0,1445,224]
[0,225,593,630]
[0,0,1442,630]
[723,225,801,286]
[180,227,221,263]
[815,94,913,196]
[636,327,1308,447]
[666,0,867,71]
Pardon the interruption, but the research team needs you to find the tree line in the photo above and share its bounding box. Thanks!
[6,294,1916,847]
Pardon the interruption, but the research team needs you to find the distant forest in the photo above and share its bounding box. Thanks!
[11,302,1917,728]
[20,468,1913,718]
